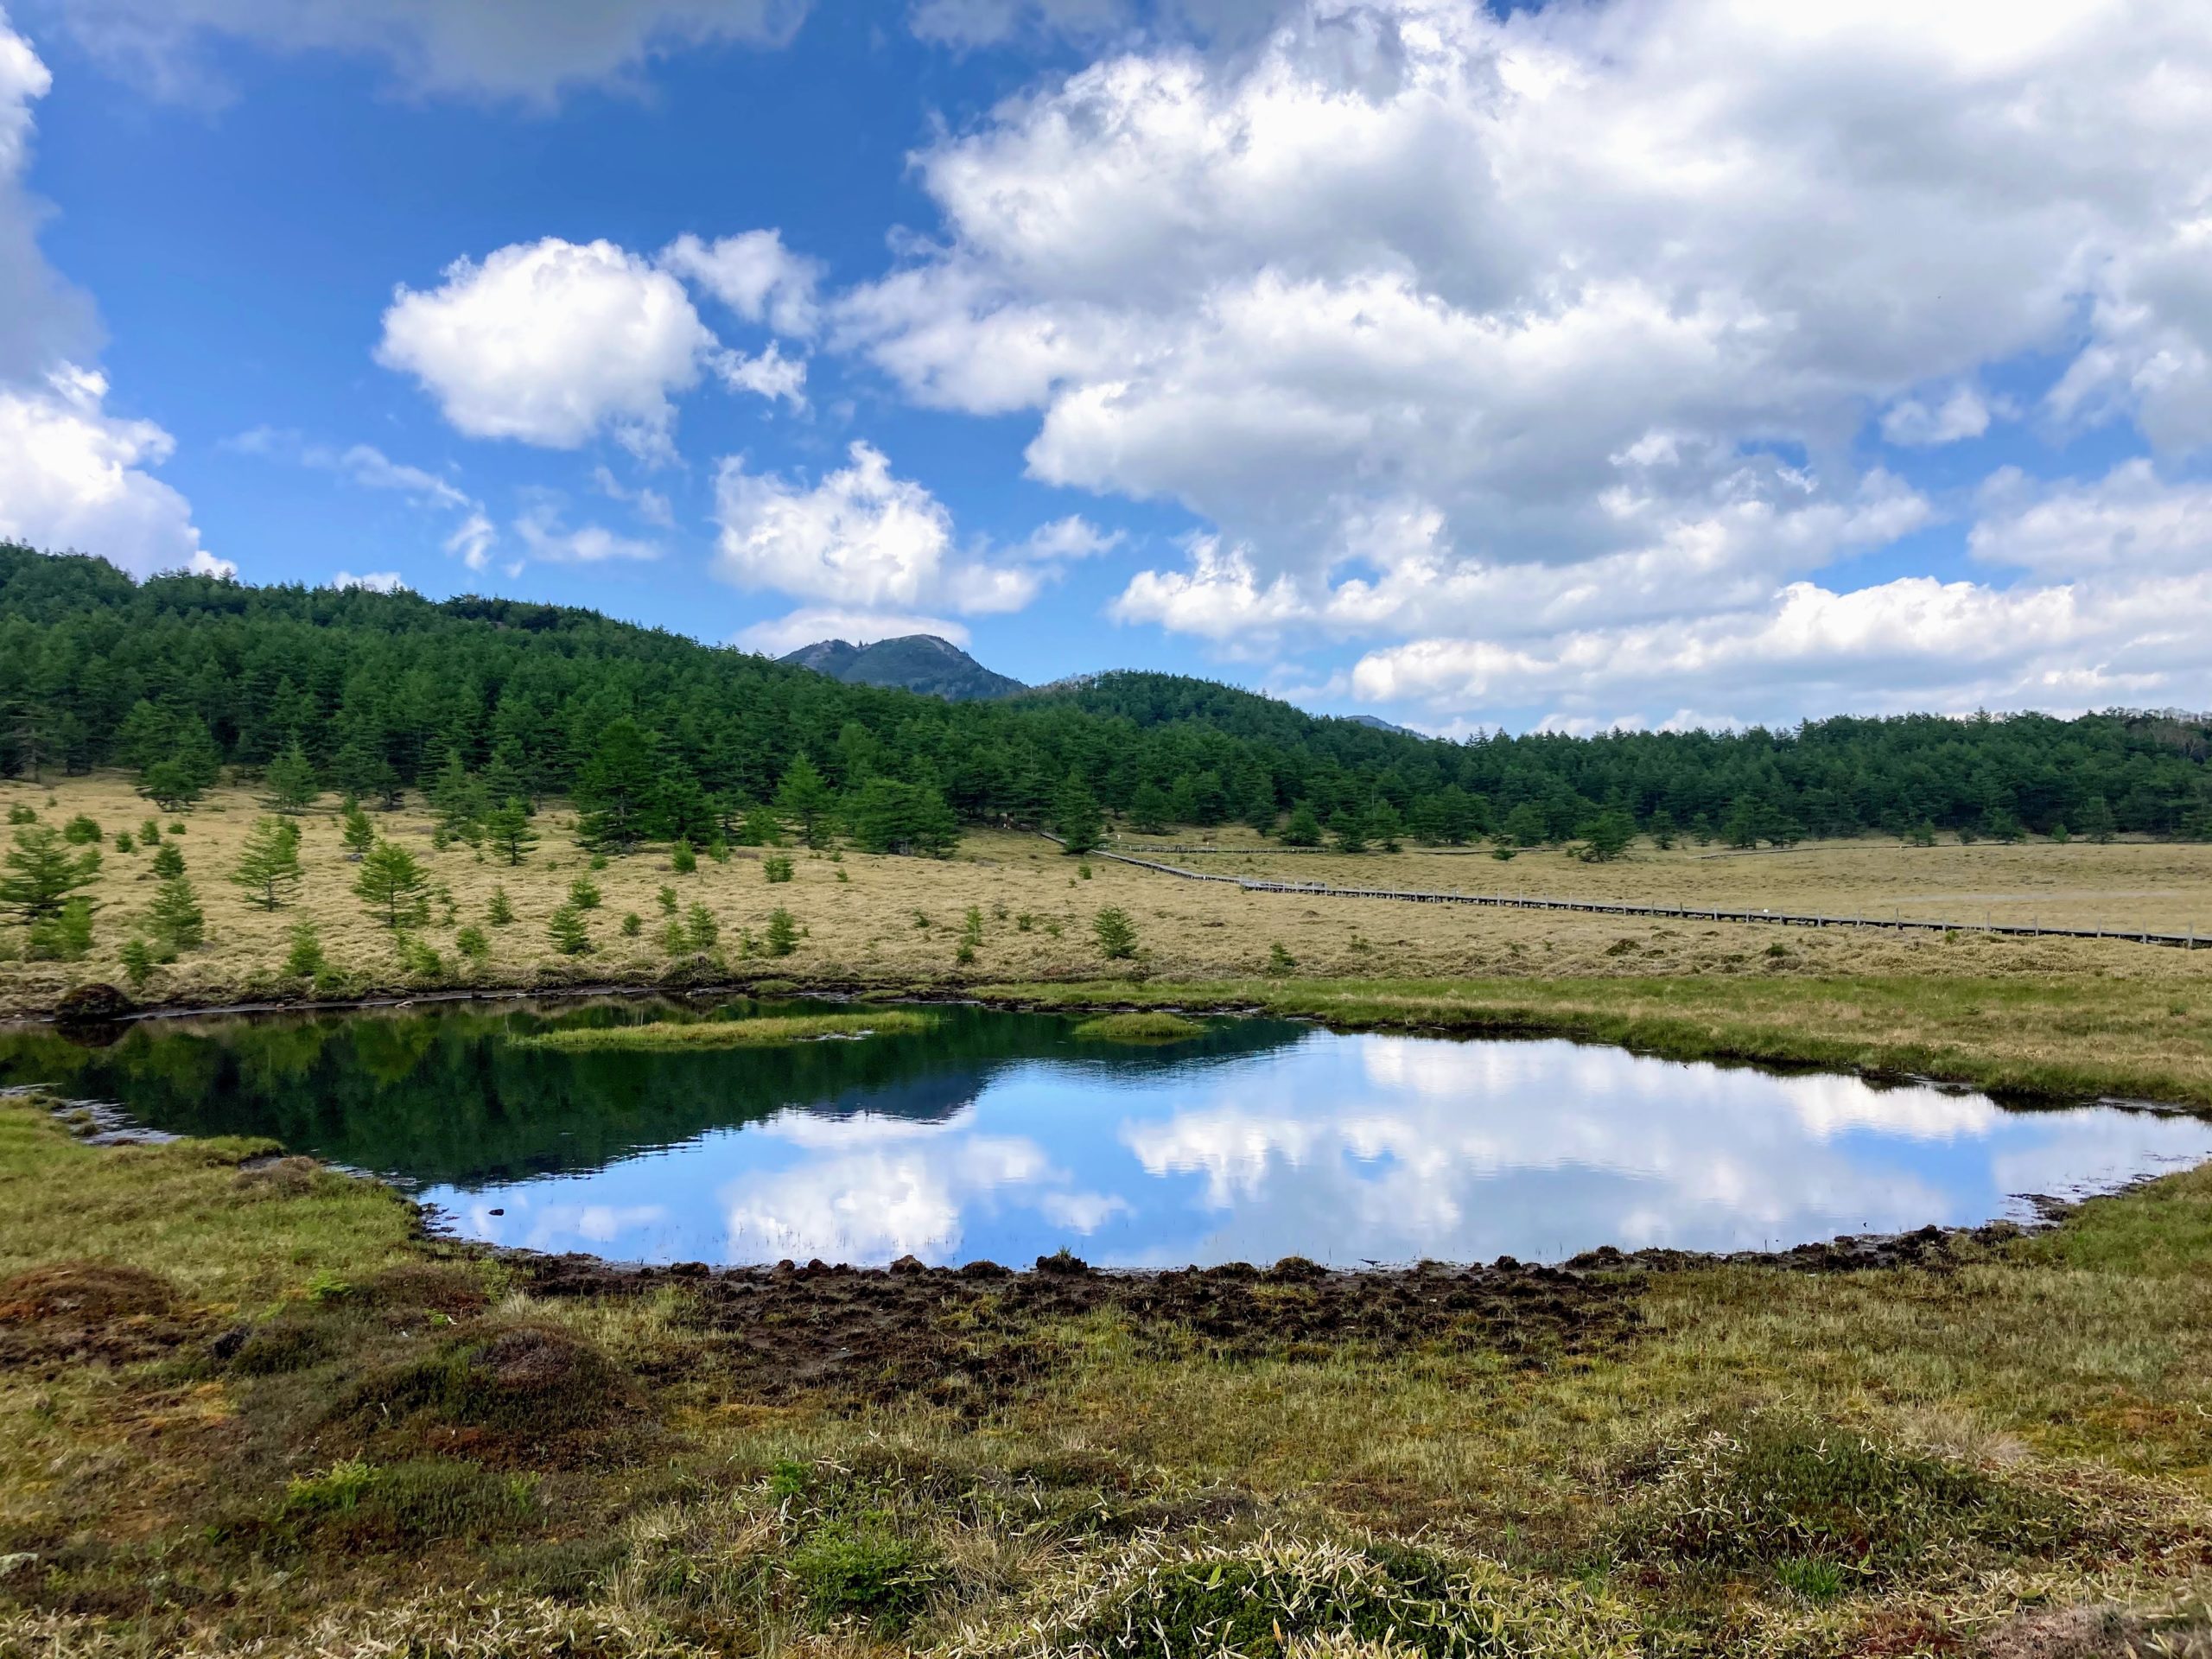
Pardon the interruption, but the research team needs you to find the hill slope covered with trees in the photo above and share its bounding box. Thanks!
[3,544,2209,855]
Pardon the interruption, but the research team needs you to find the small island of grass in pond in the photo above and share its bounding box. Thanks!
[1072,1010,1205,1043]
[515,1010,933,1052]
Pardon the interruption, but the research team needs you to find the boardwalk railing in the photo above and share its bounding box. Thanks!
[1045,838,2209,950]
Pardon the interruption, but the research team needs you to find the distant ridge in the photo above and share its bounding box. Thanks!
[778,634,1027,702]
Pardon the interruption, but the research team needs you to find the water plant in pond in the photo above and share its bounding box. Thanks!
[512,1010,933,1051]
[1073,1011,1204,1043]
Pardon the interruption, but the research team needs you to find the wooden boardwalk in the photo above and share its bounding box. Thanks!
[1047,838,2210,951]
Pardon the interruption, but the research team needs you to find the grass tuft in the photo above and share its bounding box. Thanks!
[512,1009,932,1051]
[1071,1010,1205,1044]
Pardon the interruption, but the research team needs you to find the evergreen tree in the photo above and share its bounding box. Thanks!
[263,741,318,813]
[1330,810,1369,855]
[763,907,798,957]
[231,817,303,911]
[2078,794,2118,842]
[28,897,93,962]
[486,798,538,866]
[671,838,697,874]
[684,903,720,952]
[773,753,837,849]
[341,800,375,860]
[150,841,185,880]
[1576,807,1637,862]
[354,840,431,929]
[1647,808,1678,850]
[1367,800,1404,852]
[0,826,101,924]
[547,903,592,956]
[1130,781,1173,835]
[147,875,205,952]
[1281,802,1324,848]
[429,747,487,836]
[1093,906,1139,961]
[575,717,655,853]
[1501,802,1549,847]
[847,778,960,856]
[486,886,516,925]
[1053,772,1104,855]
[737,804,785,847]
[283,920,326,980]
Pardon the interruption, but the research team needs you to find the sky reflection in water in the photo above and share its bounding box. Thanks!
[4,1000,2206,1269]
[436,1023,2212,1268]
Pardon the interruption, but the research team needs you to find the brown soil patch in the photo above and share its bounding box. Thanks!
[0,1262,199,1372]
[525,1253,1644,1415]
[1981,1605,2212,1658]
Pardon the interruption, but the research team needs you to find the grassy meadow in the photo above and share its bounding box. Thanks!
[6,772,2212,1652]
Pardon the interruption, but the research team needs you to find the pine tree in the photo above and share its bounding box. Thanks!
[2078,794,2117,843]
[354,840,431,929]
[1576,807,1636,862]
[232,817,304,911]
[763,907,798,957]
[773,754,836,849]
[263,741,318,813]
[575,717,655,853]
[1330,810,1369,855]
[1281,803,1324,848]
[147,875,206,952]
[283,920,326,980]
[150,841,185,880]
[1092,906,1138,961]
[684,903,720,952]
[0,826,102,924]
[1130,781,1173,836]
[671,838,697,874]
[1053,772,1104,855]
[486,798,538,866]
[341,800,375,860]
[547,902,592,956]
[486,886,516,925]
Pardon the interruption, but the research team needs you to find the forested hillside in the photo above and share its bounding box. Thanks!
[3,544,2209,853]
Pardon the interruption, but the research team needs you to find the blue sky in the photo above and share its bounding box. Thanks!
[3,0,2209,733]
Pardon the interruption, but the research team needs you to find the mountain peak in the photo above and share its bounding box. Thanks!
[778,634,1027,702]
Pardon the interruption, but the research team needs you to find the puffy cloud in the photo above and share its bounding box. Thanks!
[1349,565,2212,723]
[513,500,660,563]
[377,238,715,456]
[907,0,1281,49]
[710,439,1044,613]
[0,366,223,576]
[0,17,213,579]
[0,16,93,383]
[709,341,807,406]
[661,229,821,337]
[331,569,408,592]
[734,606,971,655]
[1020,512,1122,560]
[840,0,2212,720]
[33,0,809,105]
[1969,459,2212,577]
[1881,385,1997,448]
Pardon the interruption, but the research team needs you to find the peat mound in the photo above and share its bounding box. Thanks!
[0,1262,200,1371]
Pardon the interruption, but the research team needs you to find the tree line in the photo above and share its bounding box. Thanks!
[4,543,2210,858]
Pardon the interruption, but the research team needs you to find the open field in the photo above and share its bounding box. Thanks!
[4,775,2212,1034]
[6,1096,2212,1655]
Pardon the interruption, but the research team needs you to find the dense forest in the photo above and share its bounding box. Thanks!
[3,544,2209,856]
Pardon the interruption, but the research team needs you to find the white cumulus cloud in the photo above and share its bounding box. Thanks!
[734,606,972,655]
[836,0,2212,721]
[331,569,408,593]
[661,229,822,336]
[378,238,713,457]
[711,439,1049,618]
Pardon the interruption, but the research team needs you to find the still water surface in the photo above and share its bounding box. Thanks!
[3,997,2207,1268]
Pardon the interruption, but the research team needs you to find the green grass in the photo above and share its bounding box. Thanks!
[512,1008,933,1051]
[984,973,2212,1105]
[9,1054,2212,1654]
[1071,1010,1205,1043]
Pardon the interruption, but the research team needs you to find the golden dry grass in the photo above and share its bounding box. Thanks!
[3,772,2210,1027]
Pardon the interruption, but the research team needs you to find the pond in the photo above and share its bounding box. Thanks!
[3,996,2208,1269]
